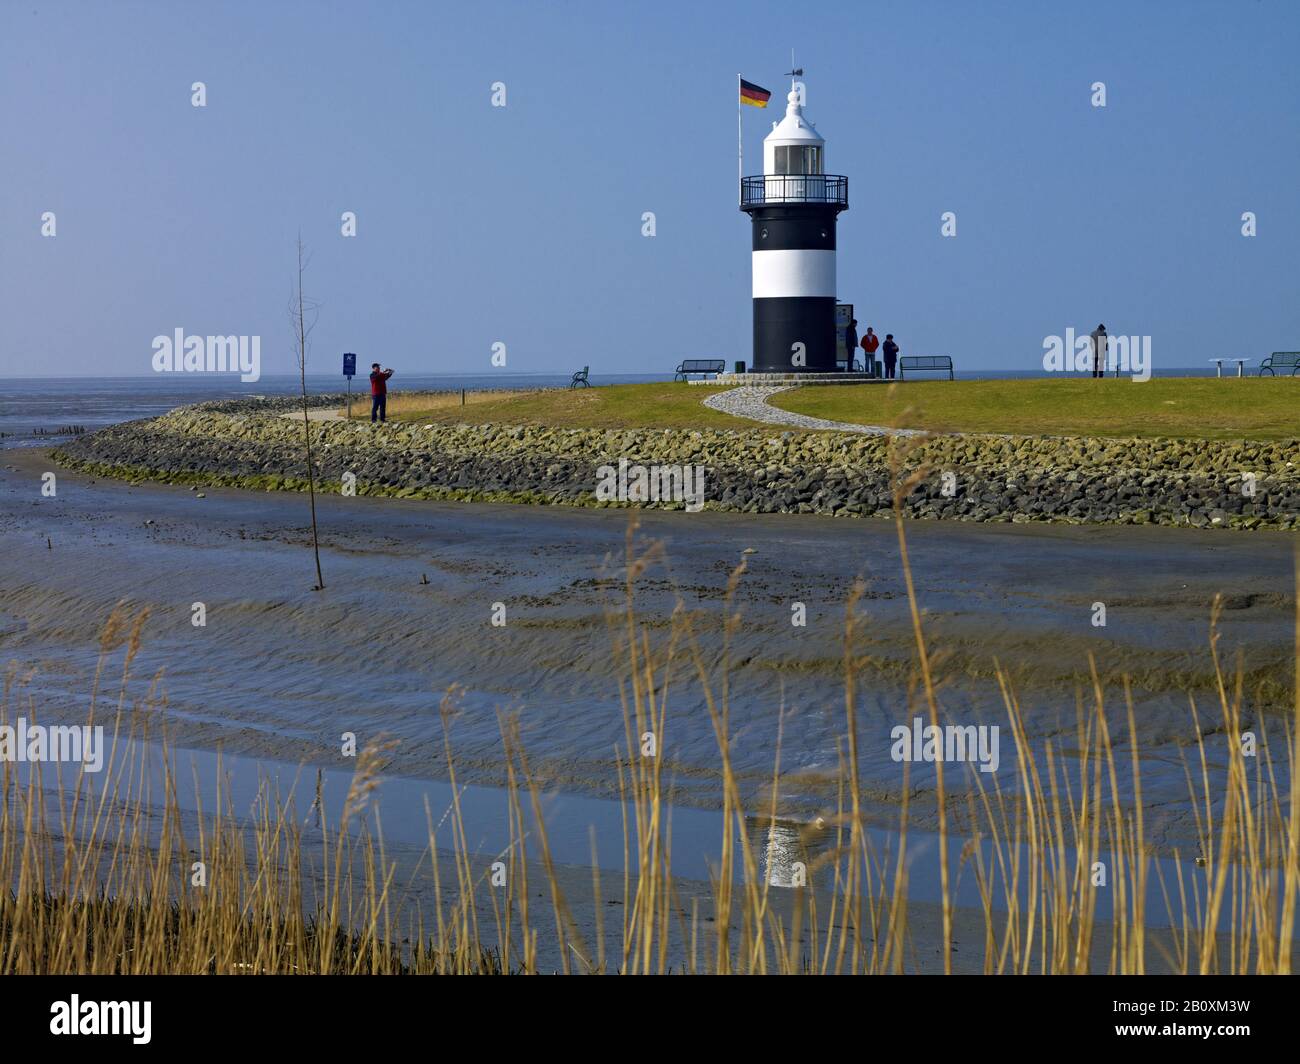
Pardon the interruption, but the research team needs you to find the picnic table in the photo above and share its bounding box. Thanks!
[1209,357,1250,378]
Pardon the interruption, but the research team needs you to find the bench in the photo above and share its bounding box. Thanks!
[674,359,726,381]
[898,355,954,380]
[1259,352,1300,377]
[569,365,590,388]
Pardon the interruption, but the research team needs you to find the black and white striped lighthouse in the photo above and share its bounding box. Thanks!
[740,80,848,373]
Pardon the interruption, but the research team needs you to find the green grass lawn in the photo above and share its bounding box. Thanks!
[768,378,1300,440]
[389,382,757,430]
[383,378,1297,440]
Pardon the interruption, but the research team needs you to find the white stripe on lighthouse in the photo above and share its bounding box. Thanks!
[751,249,836,299]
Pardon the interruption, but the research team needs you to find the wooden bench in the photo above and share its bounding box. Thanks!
[1259,352,1300,377]
[569,366,590,389]
[674,359,726,381]
[898,355,953,380]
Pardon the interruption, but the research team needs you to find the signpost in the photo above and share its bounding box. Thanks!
[343,353,356,418]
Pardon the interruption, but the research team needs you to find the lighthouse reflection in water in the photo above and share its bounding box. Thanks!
[763,822,807,888]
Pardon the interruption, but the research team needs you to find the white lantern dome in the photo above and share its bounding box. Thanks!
[763,86,824,176]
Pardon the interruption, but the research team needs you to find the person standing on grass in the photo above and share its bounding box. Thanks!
[861,327,880,374]
[882,334,899,379]
[369,362,393,422]
[1090,324,1107,378]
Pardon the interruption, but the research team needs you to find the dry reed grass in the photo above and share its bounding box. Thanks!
[339,389,541,420]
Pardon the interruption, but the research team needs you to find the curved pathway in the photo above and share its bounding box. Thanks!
[702,386,919,436]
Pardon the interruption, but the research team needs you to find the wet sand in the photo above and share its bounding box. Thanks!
[2,445,1295,852]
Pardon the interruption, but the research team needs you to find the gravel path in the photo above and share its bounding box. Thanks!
[279,407,344,422]
[703,386,919,435]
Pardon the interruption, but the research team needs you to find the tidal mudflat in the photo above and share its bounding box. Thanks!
[4,443,1292,856]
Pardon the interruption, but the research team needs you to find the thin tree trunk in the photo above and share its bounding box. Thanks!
[295,237,325,590]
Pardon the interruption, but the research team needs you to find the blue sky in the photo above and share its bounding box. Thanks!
[2,0,1297,377]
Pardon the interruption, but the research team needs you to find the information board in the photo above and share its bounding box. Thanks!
[835,304,854,368]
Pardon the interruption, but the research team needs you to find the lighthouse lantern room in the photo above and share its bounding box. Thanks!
[740,80,848,373]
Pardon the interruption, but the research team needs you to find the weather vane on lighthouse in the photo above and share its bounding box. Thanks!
[738,64,849,375]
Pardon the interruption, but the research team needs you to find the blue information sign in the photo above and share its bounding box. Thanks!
[343,352,356,378]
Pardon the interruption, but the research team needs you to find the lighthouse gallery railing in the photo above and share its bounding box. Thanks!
[740,174,848,209]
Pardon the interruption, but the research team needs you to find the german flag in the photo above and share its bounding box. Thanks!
[740,79,771,108]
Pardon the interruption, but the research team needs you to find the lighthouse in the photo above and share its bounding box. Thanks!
[740,80,848,374]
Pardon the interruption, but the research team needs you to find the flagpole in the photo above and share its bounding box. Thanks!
[737,73,742,206]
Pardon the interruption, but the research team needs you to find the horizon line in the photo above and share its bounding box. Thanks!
[0,367,1223,381]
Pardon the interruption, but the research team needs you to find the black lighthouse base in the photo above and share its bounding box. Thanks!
[752,296,838,373]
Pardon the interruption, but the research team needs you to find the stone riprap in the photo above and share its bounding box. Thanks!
[51,397,1300,530]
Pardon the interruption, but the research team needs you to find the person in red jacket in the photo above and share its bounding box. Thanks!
[369,363,394,422]
[861,327,880,374]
